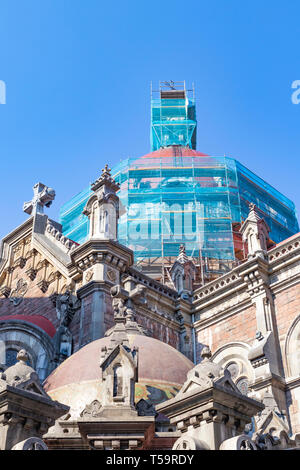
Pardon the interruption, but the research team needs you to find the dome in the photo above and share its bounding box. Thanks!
[44,334,193,418]
[132,145,209,163]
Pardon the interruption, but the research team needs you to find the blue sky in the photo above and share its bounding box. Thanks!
[0,0,299,238]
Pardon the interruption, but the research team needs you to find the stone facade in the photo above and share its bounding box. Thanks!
[0,171,300,450]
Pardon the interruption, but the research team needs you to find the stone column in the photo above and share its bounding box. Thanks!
[72,166,134,344]
[239,205,288,421]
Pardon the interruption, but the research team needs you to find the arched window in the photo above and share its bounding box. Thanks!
[0,321,54,381]
[212,342,254,397]
[285,314,300,377]
[236,376,249,396]
[5,348,18,367]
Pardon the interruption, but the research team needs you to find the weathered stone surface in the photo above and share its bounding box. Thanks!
[0,174,300,449]
[157,347,264,450]
[0,349,68,450]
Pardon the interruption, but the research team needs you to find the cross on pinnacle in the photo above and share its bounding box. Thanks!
[179,244,186,254]
[91,163,120,193]
[23,183,56,216]
[102,164,111,173]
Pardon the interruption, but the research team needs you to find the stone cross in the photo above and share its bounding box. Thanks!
[23,182,56,216]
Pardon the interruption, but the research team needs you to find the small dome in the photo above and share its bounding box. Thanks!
[44,335,193,418]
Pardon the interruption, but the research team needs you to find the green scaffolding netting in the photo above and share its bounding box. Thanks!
[59,153,299,277]
[151,96,196,151]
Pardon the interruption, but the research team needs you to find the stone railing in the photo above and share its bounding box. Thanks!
[193,265,242,304]
[45,221,78,253]
[268,233,300,264]
[126,267,178,300]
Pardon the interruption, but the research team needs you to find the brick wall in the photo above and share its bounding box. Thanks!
[274,284,300,375]
[0,265,58,332]
[195,305,257,361]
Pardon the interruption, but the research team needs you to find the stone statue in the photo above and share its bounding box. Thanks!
[55,290,79,324]
[110,285,127,319]
[58,321,72,358]
[52,292,80,364]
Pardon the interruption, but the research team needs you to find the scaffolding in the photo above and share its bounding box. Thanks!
[60,148,299,283]
[150,81,196,151]
[59,80,299,284]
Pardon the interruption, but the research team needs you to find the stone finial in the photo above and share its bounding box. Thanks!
[91,164,120,193]
[2,348,38,389]
[177,244,189,263]
[170,244,196,296]
[255,331,264,341]
[17,349,29,364]
[101,164,112,180]
[200,345,212,361]
[240,202,270,259]
[0,347,69,450]
[248,203,261,222]
[83,163,120,240]
[23,182,55,216]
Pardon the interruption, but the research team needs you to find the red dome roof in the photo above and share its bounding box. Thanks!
[45,334,192,392]
[43,334,193,416]
[140,146,208,160]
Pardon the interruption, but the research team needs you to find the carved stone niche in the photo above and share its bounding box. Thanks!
[13,257,27,269]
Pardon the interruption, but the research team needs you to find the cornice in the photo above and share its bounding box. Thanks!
[71,239,134,272]
[285,376,300,390]
[1,217,33,245]
[77,280,114,298]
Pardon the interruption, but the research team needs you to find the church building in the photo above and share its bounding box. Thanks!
[0,82,299,451]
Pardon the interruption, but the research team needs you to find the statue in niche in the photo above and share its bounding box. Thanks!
[91,202,98,236]
[55,290,80,324]
[99,207,109,235]
[113,364,123,397]
[52,291,79,364]
[59,320,72,357]
[53,316,72,364]
[111,285,127,319]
